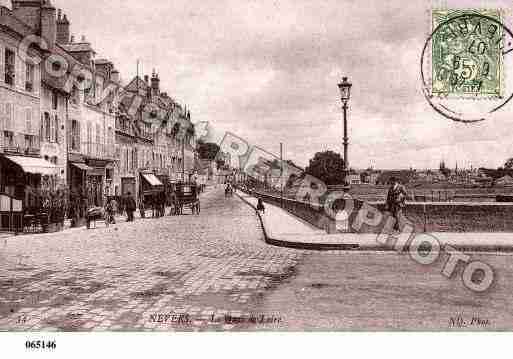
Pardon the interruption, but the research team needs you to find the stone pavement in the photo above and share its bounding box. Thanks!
[0,187,303,332]
[238,191,513,252]
[237,192,324,237]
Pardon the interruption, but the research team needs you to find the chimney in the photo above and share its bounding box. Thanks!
[151,70,160,97]
[41,0,57,49]
[56,11,70,44]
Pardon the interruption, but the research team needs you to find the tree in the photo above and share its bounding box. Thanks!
[505,158,513,170]
[304,150,346,186]
[285,159,301,169]
[197,141,220,161]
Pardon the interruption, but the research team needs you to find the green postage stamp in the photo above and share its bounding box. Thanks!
[431,9,505,98]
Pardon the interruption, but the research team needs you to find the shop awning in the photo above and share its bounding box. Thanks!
[142,173,163,187]
[71,162,93,171]
[3,155,58,176]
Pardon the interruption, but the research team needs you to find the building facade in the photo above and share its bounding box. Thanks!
[113,71,196,204]
[0,5,56,217]
[1,0,197,220]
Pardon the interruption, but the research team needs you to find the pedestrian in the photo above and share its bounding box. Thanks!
[169,191,178,216]
[158,193,163,217]
[151,194,157,218]
[257,198,266,214]
[160,191,166,217]
[386,177,408,232]
[105,197,116,226]
[139,197,146,219]
[125,192,136,222]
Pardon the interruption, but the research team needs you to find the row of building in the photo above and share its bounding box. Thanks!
[0,0,197,218]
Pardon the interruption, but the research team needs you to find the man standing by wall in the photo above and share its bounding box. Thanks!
[125,192,136,222]
[386,177,407,232]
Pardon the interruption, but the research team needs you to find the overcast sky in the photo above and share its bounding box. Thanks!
[4,0,513,169]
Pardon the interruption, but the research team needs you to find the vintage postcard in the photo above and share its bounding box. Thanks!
[1,0,513,356]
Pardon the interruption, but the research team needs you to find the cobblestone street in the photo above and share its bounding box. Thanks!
[0,187,303,332]
[3,186,513,332]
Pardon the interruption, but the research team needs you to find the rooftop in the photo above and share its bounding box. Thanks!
[61,42,96,54]
[95,58,112,65]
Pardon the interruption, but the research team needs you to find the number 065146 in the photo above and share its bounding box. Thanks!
[25,340,56,350]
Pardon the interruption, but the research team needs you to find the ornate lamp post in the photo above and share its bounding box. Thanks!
[338,77,352,189]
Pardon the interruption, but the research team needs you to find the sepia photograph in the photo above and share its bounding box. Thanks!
[1,0,513,356]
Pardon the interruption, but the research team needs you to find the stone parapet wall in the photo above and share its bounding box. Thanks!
[249,190,513,233]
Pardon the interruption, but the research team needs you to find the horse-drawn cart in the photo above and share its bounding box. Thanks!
[174,183,200,215]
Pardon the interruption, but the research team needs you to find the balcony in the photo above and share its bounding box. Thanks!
[3,145,40,157]
[3,134,41,157]
[72,142,115,161]
[115,117,135,137]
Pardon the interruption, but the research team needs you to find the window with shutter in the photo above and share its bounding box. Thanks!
[121,148,125,172]
[4,48,15,86]
[0,47,3,85]
[50,114,55,142]
[25,108,31,134]
[25,63,34,92]
[15,51,21,88]
[87,122,92,154]
[54,115,59,143]
[33,109,38,137]
[78,121,81,150]
[66,119,71,150]
[0,104,3,132]
[4,130,14,147]
[40,113,44,139]
[45,112,52,142]
[52,90,58,110]
[5,103,12,131]
[96,123,101,146]
[75,120,81,152]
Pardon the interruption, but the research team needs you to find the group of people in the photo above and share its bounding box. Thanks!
[139,192,169,219]
[225,183,234,197]
[104,190,181,226]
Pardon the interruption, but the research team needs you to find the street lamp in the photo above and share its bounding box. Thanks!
[338,77,352,189]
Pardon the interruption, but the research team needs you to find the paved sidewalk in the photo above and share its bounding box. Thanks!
[1,185,218,240]
[238,193,324,237]
[238,191,513,252]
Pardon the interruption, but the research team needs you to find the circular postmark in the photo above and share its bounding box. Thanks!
[421,9,513,123]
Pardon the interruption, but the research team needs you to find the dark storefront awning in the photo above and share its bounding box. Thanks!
[141,173,164,196]
[142,173,164,187]
[3,155,58,176]
[71,162,93,171]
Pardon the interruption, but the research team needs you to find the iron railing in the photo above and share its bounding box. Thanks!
[68,141,115,160]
